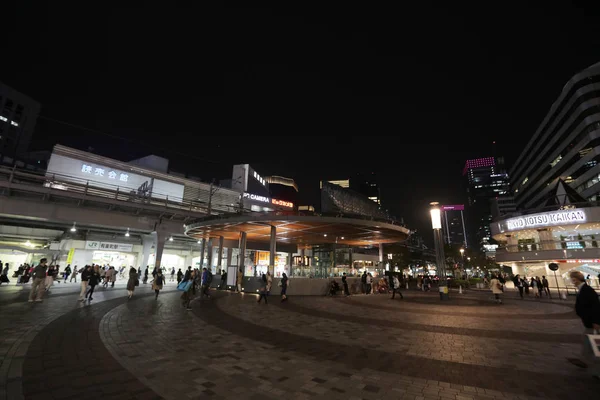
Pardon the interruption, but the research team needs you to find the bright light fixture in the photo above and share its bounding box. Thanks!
[341,237,345,240]
[70,222,77,232]
[169,236,174,241]
[125,228,130,237]
[324,234,328,237]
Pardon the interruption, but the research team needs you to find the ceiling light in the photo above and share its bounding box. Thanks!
[125,228,130,237]
[197,240,201,244]
[324,234,328,237]
[341,237,345,240]
[169,236,174,241]
[70,222,77,232]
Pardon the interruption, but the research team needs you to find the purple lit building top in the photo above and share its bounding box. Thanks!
[462,157,495,175]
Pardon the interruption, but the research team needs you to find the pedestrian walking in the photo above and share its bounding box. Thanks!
[45,265,56,291]
[490,274,503,304]
[257,274,268,304]
[514,275,524,299]
[541,276,551,297]
[280,272,289,302]
[181,269,196,310]
[127,266,138,299]
[63,264,72,282]
[361,271,367,294]
[170,267,175,282]
[390,274,404,299]
[70,266,79,282]
[366,273,373,295]
[236,267,244,293]
[220,269,227,290]
[78,265,92,301]
[177,268,183,284]
[153,270,164,299]
[28,258,48,302]
[0,263,9,285]
[86,266,100,301]
[567,271,600,379]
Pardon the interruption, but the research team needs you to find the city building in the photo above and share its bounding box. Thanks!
[440,205,467,248]
[265,175,298,204]
[321,172,380,205]
[491,62,600,287]
[464,156,510,249]
[0,81,41,159]
[509,61,600,209]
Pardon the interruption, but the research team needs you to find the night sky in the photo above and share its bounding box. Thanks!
[3,3,600,244]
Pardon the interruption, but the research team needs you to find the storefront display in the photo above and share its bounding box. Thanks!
[91,251,136,267]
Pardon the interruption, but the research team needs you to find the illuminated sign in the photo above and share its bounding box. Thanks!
[243,193,294,208]
[504,209,586,231]
[243,192,270,203]
[441,204,464,211]
[82,164,129,182]
[566,259,600,263]
[271,198,293,208]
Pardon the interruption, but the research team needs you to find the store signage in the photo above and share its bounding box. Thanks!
[441,204,464,211]
[505,209,587,231]
[81,163,129,182]
[566,259,600,263]
[243,192,270,203]
[271,198,293,208]
[243,192,294,208]
[85,241,133,252]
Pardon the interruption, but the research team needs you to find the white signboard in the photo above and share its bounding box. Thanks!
[505,209,587,231]
[243,192,270,203]
[86,241,133,252]
[46,154,185,202]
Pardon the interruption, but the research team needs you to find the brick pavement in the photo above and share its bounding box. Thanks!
[2,285,598,400]
[98,291,598,400]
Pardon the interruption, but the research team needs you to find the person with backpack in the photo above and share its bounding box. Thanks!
[201,268,212,298]
[153,270,165,299]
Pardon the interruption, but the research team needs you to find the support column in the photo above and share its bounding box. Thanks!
[206,239,213,272]
[154,230,167,269]
[184,247,193,268]
[199,238,206,268]
[217,236,224,271]
[348,247,353,273]
[238,231,247,272]
[288,252,293,277]
[379,243,384,263]
[141,234,154,268]
[226,247,233,268]
[269,225,276,276]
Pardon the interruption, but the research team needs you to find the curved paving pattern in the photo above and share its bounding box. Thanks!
[98,291,598,400]
[2,284,598,400]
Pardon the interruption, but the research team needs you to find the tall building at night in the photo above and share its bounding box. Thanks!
[510,61,600,209]
[0,81,40,158]
[464,157,510,249]
[441,205,467,248]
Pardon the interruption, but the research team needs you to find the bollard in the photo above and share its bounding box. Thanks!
[459,285,463,294]
[406,282,409,290]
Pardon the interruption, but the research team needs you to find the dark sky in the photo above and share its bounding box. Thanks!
[3,3,600,244]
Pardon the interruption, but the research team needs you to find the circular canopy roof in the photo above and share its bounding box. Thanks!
[185,215,410,247]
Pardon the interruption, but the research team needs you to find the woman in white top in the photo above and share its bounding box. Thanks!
[490,274,503,304]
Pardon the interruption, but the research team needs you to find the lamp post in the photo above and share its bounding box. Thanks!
[430,202,449,300]
[459,248,465,278]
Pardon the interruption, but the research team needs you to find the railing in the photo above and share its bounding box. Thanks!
[0,166,237,217]
[498,239,600,253]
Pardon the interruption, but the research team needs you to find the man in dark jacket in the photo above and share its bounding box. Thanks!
[28,258,48,302]
[569,271,600,378]
[342,273,350,296]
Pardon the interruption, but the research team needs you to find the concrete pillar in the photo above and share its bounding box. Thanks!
[206,239,213,272]
[269,225,276,276]
[217,236,224,270]
[154,231,167,269]
[141,235,154,268]
[300,248,305,266]
[348,247,353,272]
[226,247,233,268]
[538,230,553,250]
[199,238,206,268]
[379,243,384,263]
[238,231,247,272]
[288,252,293,277]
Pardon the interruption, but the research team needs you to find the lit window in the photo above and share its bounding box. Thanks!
[0,116,7,122]
[550,155,562,167]
[10,121,18,127]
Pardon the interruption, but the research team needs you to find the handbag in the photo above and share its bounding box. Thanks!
[586,329,600,358]
[177,280,192,292]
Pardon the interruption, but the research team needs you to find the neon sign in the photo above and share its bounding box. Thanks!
[272,198,293,208]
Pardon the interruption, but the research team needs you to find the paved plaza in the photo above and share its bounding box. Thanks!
[0,282,598,400]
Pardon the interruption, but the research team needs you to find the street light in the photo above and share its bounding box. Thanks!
[460,248,465,277]
[430,202,449,300]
